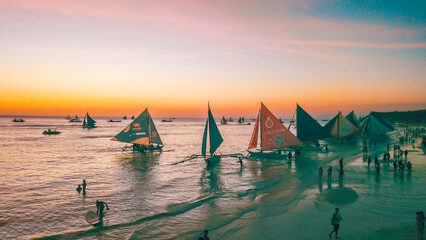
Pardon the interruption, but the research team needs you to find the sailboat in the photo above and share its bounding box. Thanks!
[123,116,127,120]
[131,116,135,120]
[323,112,359,139]
[82,112,96,128]
[202,103,224,166]
[112,108,163,152]
[248,103,302,158]
[296,104,331,142]
[69,115,81,122]
[220,117,227,125]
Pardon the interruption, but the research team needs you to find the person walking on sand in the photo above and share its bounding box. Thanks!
[329,208,343,239]
[367,155,371,168]
[82,179,87,194]
[405,149,408,159]
[416,211,425,240]
[327,167,332,179]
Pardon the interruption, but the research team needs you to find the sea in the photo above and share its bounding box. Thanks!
[0,116,424,240]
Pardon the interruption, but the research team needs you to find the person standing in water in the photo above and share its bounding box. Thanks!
[407,161,412,172]
[96,200,109,220]
[393,161,398,172]
[82,179,87,194]
[417,211,425,240]
[367,155,371,168]
[339,158,343,170]
[319,166,323,179]
[327,167,332,179]
[76,185,82,193]
[405,149,408,159]
[329,208,343,239]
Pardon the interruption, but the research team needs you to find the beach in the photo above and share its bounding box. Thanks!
[0,117,424,239]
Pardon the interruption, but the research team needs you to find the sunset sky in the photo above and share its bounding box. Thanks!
[0,0,425,117]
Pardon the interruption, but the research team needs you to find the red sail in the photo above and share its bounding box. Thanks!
[248,113,259,149]
[260,103,302,150]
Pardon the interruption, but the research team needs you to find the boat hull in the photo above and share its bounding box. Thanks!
[205,155,221,166]
[43,131,60,135]
[247,150,288,160]
[132,144,163,152]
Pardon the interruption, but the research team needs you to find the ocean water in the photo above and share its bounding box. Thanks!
[0,117,424,240]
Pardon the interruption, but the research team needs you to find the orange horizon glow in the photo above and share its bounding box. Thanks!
[1,1,425,118]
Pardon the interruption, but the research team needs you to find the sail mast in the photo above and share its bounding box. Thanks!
[260,103,263,151]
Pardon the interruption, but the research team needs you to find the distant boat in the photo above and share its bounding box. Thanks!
[161,118,173,122]
[202,103,224,166]
[82,112,96,128]
[65,115,72,120]
[220,117,227,125]
[12,118,25,122]
[228,117,234,122]
[131,116,135,120]
[43,129,60,135]
[69,115,82,122]
[112,108,163,152]
[108,119,122,122]
[248,103,302,158]
[238,117,245,124]
[123,116,127,120]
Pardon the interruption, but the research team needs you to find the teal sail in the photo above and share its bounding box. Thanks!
[201,104,223,157]
[112,108,163,146]
[345,111,360,129]
[83,112,96,128]
[296,104,330,142]
[201,119,208,157]
[361,112,394,135]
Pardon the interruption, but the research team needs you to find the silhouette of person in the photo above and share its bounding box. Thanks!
[82,179,87,194]
[96,200,109,220]
[202,230,210,240]
[339,158,343,170]
[327,167,332,179]
[416,211,425,240]
[407,161,412,172]
[367,155,371,168]
[76,185,82,193]
[319,166,323,178]
[329,208,343,239]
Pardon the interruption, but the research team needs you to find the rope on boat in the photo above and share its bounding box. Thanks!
[172,153,248,165]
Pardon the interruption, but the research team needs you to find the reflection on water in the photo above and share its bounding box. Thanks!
[199,165,224,195]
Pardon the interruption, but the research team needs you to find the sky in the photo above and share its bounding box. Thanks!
[0,0,425,118]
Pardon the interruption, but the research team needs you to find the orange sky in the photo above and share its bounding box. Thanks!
[0,0,425,117]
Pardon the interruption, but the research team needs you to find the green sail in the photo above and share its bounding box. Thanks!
[112,109,150,145]
[86,112,96,127]
[296,104,330,142]
[201,119,208,157]
[208,106,223,155]
[345,111,360,129]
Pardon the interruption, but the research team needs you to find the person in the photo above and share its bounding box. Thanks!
[407,161,412,172]
[416,211,425,240]
[329,208,343,239]
[339,158,343,170]
[367,155,371,168]
[405,149,408,159]
[76,185,82,193]
[202,230,210,240]
[82,179,87,194]
[376,163,380,174]
[325,145,329,151]
[338,168,344,180]
[393,161,397,172]
[327,167,332,179]
[288,151,292,159]
[319,166,323,178]
[374,155,379,166]
[96,200,109,220]
[383,153,387,161]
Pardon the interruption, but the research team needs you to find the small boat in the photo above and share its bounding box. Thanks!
[43,129,61,135]
[202,103,224,166]
[83,112,96,128]
[108,119,122,122]
[12,118,25,122]
[123,116,127,120]
[69,115,82,122]
[248,103,302,159]
[220,117,227,125]
[112,108,163,152]
[131,116,135,120]
[65,115,72,120]
[228,117,234,122]
[161,118,173,122]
